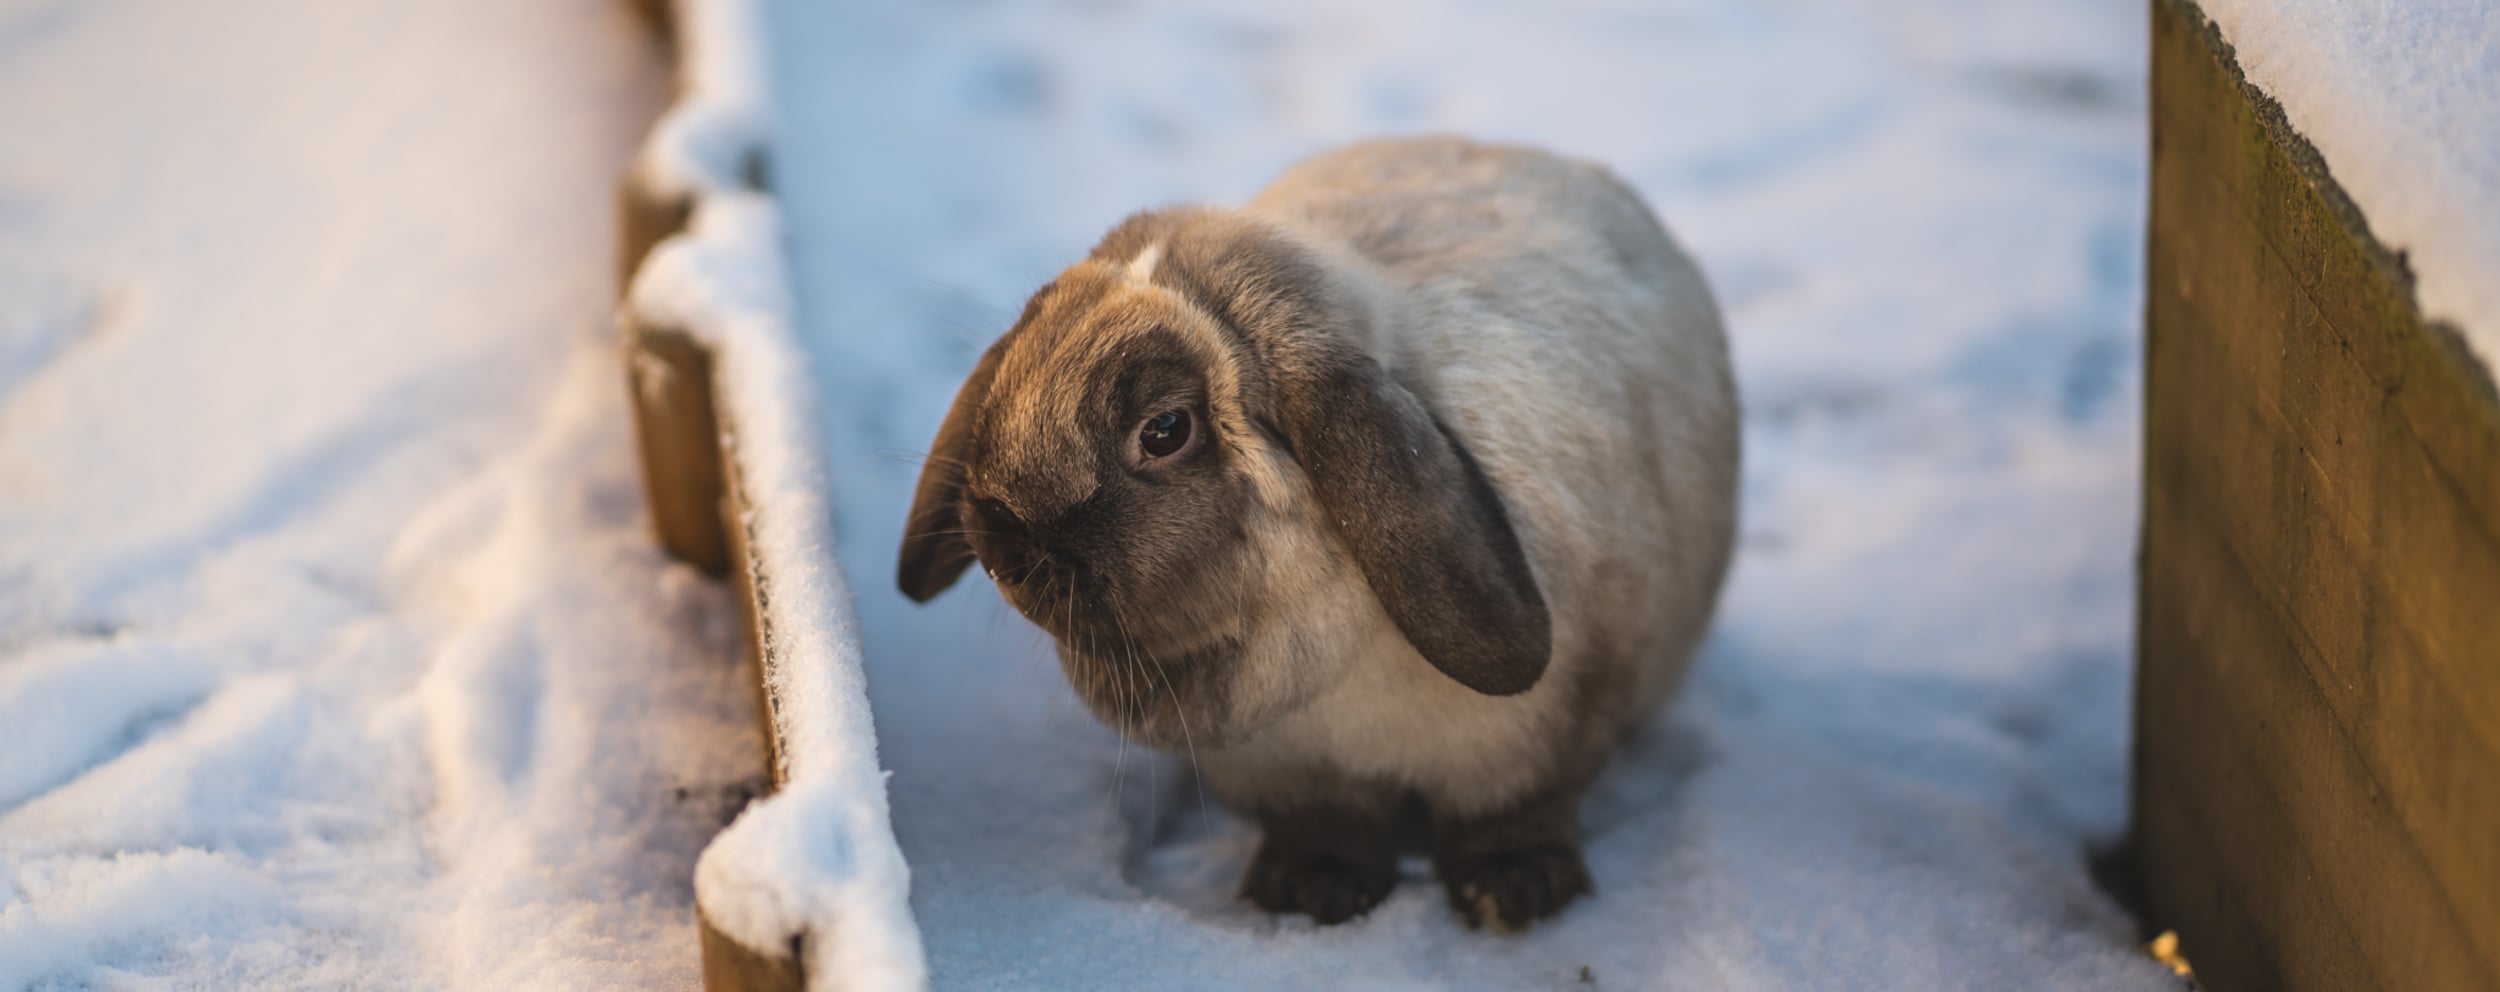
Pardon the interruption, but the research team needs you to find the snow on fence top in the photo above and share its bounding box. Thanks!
[624,0,929,987]
[2198,0,2500,375]
[636,0,772,200]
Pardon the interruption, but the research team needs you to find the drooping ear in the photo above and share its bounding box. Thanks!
[1268,341,1553,695]
[897,341,1006,603]
[1151,217,1550,694]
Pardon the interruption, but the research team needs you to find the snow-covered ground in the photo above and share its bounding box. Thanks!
[0,1,766,988]
[772,0,2182,989]
[3,0,2195,986]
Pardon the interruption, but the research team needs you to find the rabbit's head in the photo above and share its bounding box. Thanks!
[899,208,1550,749]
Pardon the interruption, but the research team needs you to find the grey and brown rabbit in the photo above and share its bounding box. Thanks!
[899,136,1739,931]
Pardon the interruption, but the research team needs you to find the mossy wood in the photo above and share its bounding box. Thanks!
[2137,2,2500,991]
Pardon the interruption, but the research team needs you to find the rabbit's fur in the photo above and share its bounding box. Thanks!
[901,136,1738,930]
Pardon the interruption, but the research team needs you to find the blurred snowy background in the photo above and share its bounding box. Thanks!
[777,0,2178,988]
[0,0,2181,987]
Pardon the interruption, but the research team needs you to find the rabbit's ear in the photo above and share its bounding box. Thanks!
[1266,340,1552,695]
[898,340,1007,603]
[1155,217,1551,694]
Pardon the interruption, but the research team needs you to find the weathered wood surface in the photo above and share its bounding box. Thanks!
[697,395,804,992]
[2137,2,2500,991]
[618,171,694,301]
[702,905,805,992]
[719,420,791,790]
[621,315,733,577]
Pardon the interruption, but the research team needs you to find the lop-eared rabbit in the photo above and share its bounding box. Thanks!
[900,136,1738,931]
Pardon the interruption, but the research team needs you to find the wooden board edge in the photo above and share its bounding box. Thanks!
[701,904,805,992]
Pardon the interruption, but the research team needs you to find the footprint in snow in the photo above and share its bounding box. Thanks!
[0,268,120,410]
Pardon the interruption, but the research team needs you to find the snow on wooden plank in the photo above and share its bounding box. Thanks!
[2138,2,2500,990]
[2194,0,2500,377]
[615,1,929,989]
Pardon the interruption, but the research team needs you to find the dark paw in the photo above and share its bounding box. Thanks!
[1438,844,1592,933]
[1241,846,1396,925]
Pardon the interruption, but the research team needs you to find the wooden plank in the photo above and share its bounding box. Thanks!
[702,905,804,992]
[2136,1,2500,990]
[616,161,722,577]
[2140,485,2471,990]
[622,319,733,576]
[2147,91,2500,889]
[718,419,789,789]
[618,172,694,301]
[627,0,676,46]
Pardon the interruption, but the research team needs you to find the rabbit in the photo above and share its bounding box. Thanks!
[898,135,1738,932]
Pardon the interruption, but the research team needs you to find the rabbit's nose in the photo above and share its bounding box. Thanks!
[971,495,1026,540]
[969,496,1043,586]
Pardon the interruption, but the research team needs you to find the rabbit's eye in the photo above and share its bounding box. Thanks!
[1139,409,1192,459]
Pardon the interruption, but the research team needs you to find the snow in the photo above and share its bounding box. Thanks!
[634,0,771,203]
[1,0,2196,984]
[768,0,2183,988]
[2197,0,2500,373]
[0,0,768,988]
